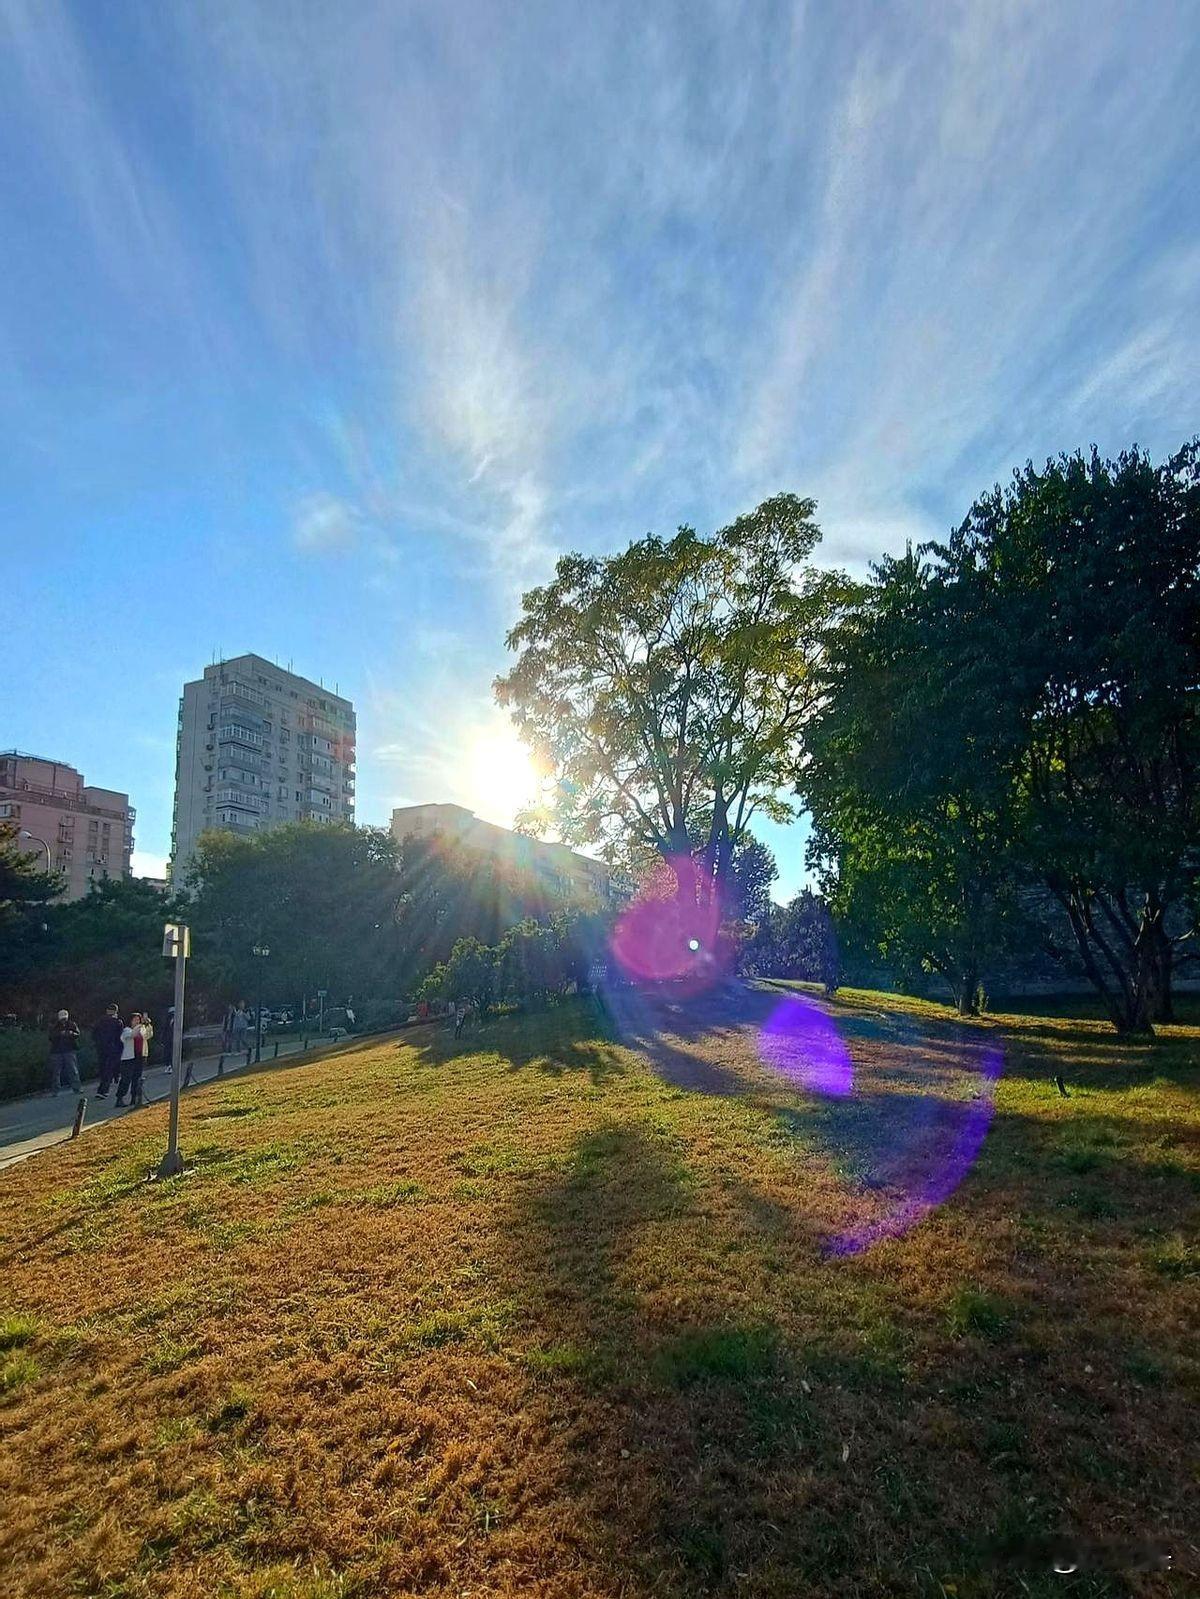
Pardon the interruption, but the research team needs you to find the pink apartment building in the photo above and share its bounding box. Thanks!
[0,751,134,902]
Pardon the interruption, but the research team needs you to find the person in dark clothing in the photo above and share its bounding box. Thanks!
[47,1010,82,1095]
[161,1006,175,1071]
[91,1004,123,1097]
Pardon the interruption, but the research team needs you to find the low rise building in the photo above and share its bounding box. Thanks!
[390,803,610,904]
[0,751,134,901]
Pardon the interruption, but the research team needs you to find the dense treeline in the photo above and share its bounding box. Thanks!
[0,820,611,1037]
[802,442,1200,1031]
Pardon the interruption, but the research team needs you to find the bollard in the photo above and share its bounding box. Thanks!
[246,1047,253,1067]
[182,1061,194,1088]
[217,1053,225,1077]
[273,1040,280,1058]
[303,1035,309,1051]
[70,1097,87,1139]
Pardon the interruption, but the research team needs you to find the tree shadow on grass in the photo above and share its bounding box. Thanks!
[496,1121,844,1592]
[402,999,629,1086]
[493,1113,1191,1596]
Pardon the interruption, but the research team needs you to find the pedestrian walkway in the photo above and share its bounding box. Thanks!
[0,1036,315,1172]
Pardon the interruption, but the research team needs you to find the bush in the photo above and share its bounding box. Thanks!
[0,1028,99,1101]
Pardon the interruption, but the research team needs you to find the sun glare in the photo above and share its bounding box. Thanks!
[466,724,540,827]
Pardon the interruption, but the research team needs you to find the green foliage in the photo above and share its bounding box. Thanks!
[803,546,1026,1014]
[187,822,404,1009]
[497,495,852,897]
[742,888,839,990]
[0,821,62,930]
[0,874,180,1038]
[804,441,1200,1031]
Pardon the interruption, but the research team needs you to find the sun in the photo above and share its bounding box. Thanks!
[465,723,540,827]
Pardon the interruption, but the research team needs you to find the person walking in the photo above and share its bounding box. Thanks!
[453,997,468,1039]
[114,1012,147,1107]
[91,1003,123,1097]
[140,1011,155,1066]
[161,1006,175,1071]
[230,1002,250,1053]
[47,1010,82,1095]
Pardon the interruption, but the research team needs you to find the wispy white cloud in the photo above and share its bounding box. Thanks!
[292,492,361,554]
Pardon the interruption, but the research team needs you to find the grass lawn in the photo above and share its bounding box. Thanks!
[0,982,1196,1598]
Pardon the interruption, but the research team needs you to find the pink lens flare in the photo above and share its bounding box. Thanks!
[758,992,854,1097]
[610,855,725,989]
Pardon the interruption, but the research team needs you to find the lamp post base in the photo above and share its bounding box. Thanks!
[155,1148,186,1179]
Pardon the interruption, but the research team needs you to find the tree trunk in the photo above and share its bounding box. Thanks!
[955,966,980,1016]
[1152,928,1174,1023]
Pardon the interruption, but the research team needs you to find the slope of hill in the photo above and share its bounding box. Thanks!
[0,987,1196,1597]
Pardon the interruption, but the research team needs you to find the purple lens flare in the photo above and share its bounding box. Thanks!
[757,992,1004,1256]
[759,992,854,1097]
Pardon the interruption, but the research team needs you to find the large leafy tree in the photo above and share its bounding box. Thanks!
[496,495,851,902]
[804,548,1027,1014]
[806,443,1200,1033]
[928,442,1200,1032]
[186,822,407,1010]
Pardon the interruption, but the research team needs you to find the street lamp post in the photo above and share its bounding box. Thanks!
[156,923,190,1179]
[18,830,52,870]
[252,943,270,1063]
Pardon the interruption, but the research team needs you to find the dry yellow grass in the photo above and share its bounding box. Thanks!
[0,982,1196,1598]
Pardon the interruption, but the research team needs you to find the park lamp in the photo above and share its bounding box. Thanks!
[251,943,271,1063]
[156,922,191,1180]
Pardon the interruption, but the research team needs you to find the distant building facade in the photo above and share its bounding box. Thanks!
[171,655,356,881]
[0,751,134,901]
[390,802,610,904]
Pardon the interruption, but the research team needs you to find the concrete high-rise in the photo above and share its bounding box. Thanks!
[170,655,355,882]
[0,752,134,901]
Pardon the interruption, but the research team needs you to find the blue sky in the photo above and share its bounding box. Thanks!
[2,1,1197,898]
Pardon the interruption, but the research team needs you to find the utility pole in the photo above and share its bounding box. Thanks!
[156,922,190,1179]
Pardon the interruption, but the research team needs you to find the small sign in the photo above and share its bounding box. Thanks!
[162,923,191,958]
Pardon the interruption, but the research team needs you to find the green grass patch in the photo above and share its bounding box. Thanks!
[1150,1235,1199,1279]
[0,1313,39,1350]
[944,1286,1014,1342]
[653,1324,779,1387]
[145,1337,201,1375]
[351,1179,428,1208]
[1,1352,40,1393]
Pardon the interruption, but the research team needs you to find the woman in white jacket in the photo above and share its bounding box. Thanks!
[114,1012,147,1107]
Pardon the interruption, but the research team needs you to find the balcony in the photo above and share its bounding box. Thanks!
[220,680,269,711]
[216,788,266,811]
[218,725,264,750]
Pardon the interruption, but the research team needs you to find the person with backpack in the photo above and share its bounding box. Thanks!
[47,1010,82,1095]
[114,1012,148,1107]
[91,1003,124,1096]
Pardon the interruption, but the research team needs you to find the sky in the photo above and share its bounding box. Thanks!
[2,0,1198,899]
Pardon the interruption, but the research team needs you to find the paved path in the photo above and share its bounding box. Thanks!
[0,1036,319,1172]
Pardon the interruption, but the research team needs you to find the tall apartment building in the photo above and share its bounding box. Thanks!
[0,751,134,901]
[170,655,355,881]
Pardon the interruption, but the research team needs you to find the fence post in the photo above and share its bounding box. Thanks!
[246,1047,253,1067]
[273,1040,279,1059]
[70,1097,87,1139]
[217,1054,225,1077]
